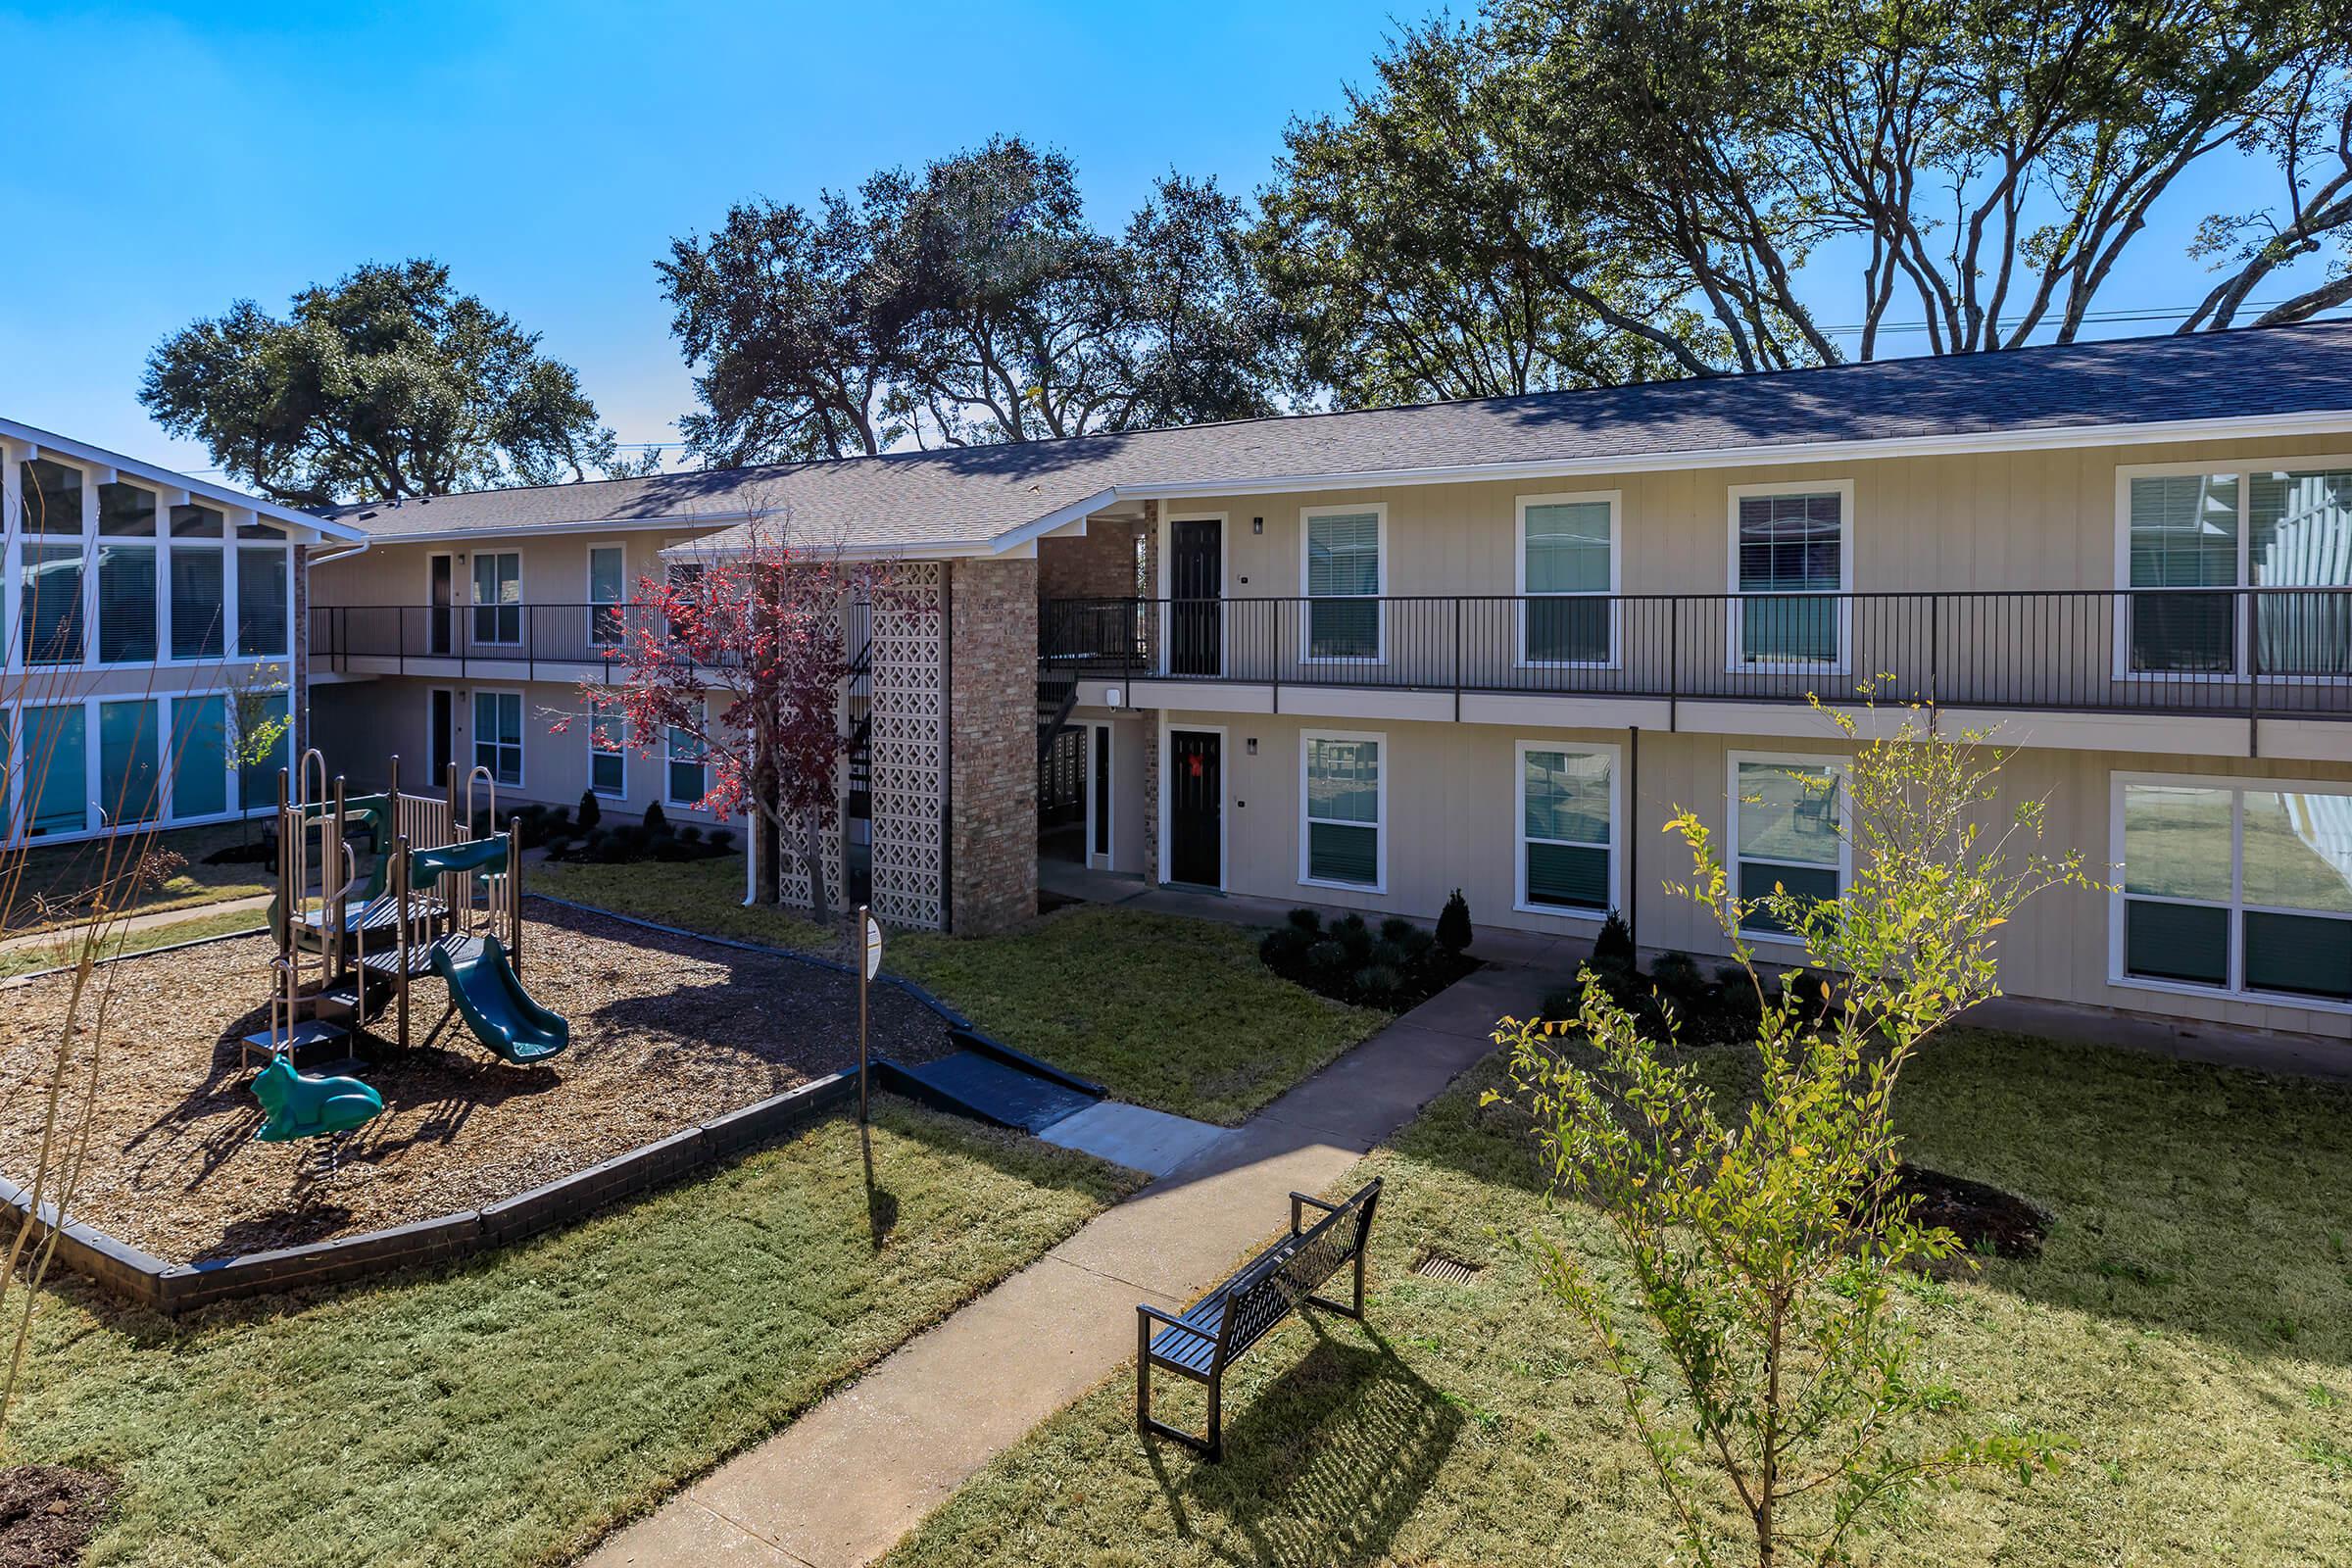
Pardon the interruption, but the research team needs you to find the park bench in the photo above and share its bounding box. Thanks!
[1135,1177,1383,1461]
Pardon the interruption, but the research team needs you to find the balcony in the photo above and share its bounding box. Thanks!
[1042,590,2352,736]
[311,603,653,679]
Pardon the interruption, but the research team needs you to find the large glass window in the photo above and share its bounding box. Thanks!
[2126,467,2352,676]
[1732,756,1844,938]
[1521,495,1614,664]
[2128,474,2240,672]
[169,546,225,660]
[172,694,228,818]
[99,481,155,537]
[19,459,81,534]
[24,705,87,837]
[1734,489,1844,664]
[589,700,626,798]
[473,551,521,645]
[1301,733,1382,888]
[472,691,523,786]
[666,724,709,806]
[2120,778,2352,1002]
[236,545,289,658]
[98,543,158,663]
[20,543,83,664]
[1520,746,1613,912]
[590,545,626,647]
[98,700,161,826]
[1303,508,1382,661]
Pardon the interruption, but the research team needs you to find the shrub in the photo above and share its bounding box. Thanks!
[1592,908,1636,971]
[642,800,669,836]
[1650,950,1707,1003]
[1305,939,1349,975]
[1259,926,1313,967]
[1379,915,1419,947]
[1330,913,1373,963]
[582,827,612,860]
[1287,906,1324,934]
[676,824,704,845]
[1437,889,1472,954]
[1352,964,1402,1000]
[1541,987,1579,1021]
[707,827,737,854]
[576,790,603,832]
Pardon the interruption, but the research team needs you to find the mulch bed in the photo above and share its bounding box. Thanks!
[0,900,953,1265]
[0,1464,116,1568]
[1899,1162,2051,1260]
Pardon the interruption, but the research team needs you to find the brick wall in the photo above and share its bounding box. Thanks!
[1036,515,1147,603]
[948,557,1039,935]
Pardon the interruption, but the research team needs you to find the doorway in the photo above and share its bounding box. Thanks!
[1167,517,1222,676]
[1167,727,1222,888]
[427,687,455,781]
[427,554,455,657]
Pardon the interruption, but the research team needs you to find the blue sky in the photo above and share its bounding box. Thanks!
[0,1,2326,482]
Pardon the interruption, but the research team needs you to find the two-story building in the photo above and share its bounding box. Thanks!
[1,418,367,843]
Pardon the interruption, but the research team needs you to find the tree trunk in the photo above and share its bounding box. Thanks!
[802,807,832,924]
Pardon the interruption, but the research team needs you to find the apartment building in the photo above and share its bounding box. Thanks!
[0,418,366,843]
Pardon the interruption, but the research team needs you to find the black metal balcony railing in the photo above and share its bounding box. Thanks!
[311,603,661,676]
[1043,590,2352,720]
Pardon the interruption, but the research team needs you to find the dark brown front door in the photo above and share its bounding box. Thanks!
[1169,729,1221,887]
[428,554,454,656]
[1168,518,1221,676]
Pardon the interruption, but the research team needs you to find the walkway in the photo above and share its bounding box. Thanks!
[0,892,271,959]
[582,956,1563,1568]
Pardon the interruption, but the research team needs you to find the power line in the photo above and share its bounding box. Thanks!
[1815,297,2349,336]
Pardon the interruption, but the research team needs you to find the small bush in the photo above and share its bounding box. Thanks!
[1541,987,1579,1021]
[1651,950,1707,1003]
[576,791,603,832]
[642,800,669,836]
[1287,906,1324,934]
[1305,939,1349,974]
[1259,926,1314,967]
[707,827,737,854]
[676,824,704,845]
[1353,964,1402,1000]
[1379,915,1419,947]
[1437,889,1472,954]
[1592,908,1636,971]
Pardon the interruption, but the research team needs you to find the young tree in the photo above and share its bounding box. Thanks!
[578,514,905,921]
[1493,703,2099,1566]
[142,259,649,506]
[224,663,292,848]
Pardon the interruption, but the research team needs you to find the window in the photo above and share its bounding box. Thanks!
[24,705,87,836]
[1730,754,1847,939]
[237,544,289,658]
[98,700,161,826]
[2117,777,2352,1004]
[472,551,521,645]
[1731,483,1848,666]
[666,724,709,807]
[19,459,81,534]
[1301,732,1383,889]
[664,562,704,644]
[172,694,228,818]
[589,544,627,647]
[169,545,225,660]
[472,690,523,786]
[99,482,155,538]
[1518,744,1615,914]
[20,542,83,664]
[98,543,158,663]
[2125,466,2352,676]
[1302,506,1383,661]
[589,700,626,798]
[1519,493,1617,664]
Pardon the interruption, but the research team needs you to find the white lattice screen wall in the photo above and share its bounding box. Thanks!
[866,564,947,928]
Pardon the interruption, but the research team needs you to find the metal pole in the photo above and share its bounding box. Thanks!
[857,902,872,1124]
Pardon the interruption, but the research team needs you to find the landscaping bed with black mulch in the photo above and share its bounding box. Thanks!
[1257,900,1480,1009]
[0,898,953,1264]
[0,1464,116,1568]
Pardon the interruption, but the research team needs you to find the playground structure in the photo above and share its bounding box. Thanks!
[247,748,571,1073]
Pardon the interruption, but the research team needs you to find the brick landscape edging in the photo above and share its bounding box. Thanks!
[2,1070,856,1316]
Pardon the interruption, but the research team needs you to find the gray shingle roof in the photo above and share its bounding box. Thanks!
[325,319,2352,553]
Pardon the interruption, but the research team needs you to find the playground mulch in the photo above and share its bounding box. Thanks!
[0,899,955,1265]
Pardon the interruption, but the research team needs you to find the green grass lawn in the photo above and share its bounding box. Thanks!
[5,1098,1140,1568]
[885,1032,2352,1567]
[0,905,268,980]
[531,854,1392,1125]
[3,821,274,933]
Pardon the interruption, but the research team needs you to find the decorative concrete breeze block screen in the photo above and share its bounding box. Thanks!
[866,563,947,929]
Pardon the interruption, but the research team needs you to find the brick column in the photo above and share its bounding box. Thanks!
[947,556,1038,935]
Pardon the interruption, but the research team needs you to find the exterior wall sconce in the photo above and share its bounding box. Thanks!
[1246,737,1258,755]
[1252,516,1263,533]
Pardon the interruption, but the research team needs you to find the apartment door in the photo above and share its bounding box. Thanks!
[1168,518,1222,676]
[1168,729,1221,887]
[428,688,455,781]
[427,554,455,657]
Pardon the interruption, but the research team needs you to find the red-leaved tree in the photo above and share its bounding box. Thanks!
[572,514,902,922]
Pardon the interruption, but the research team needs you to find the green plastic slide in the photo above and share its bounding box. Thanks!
[431,933,570,1065]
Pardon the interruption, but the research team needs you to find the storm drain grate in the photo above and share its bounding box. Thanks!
[1412,1251,1485,1284]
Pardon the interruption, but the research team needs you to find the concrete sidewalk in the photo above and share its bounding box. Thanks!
[582,958,1548,1568]
[0,891,271,959]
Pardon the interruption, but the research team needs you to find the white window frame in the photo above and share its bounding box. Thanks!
[586,540,628,650]
[2111,454,2352,685]
[587,697,628,800]
[15,696,92,839]
[1298,727,1388,894]
[471,687,525,788]
[1726,749,1851,946]
[472,550,523,648]
[1514,739,1622,919]
[2107,768,2352,1013]
[664,716,710,808]
[166,691,236,825]
[1726,479,1854,675]
[1516,490,1621,669]
[231,532,292,662]
[162,514,233,668]
[1299,502,1387,665]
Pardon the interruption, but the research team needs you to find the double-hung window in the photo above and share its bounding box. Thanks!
[1300,731,1384,890]
[1519,493,1617,665]
[1518,744,1615,914]
[1731,482,1849,667]
[472,551,522,646]
[589,544,627,648]
[666,724,710,808]
[1729,754,1848,939]
[2125,466,2352,676]
[472,690,523,786]
[1302,505,1383,662]
[588,700,627,798]
[2117,776,2352,1003]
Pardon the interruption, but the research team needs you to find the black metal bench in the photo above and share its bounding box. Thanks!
[1135,1177,1383,1461]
